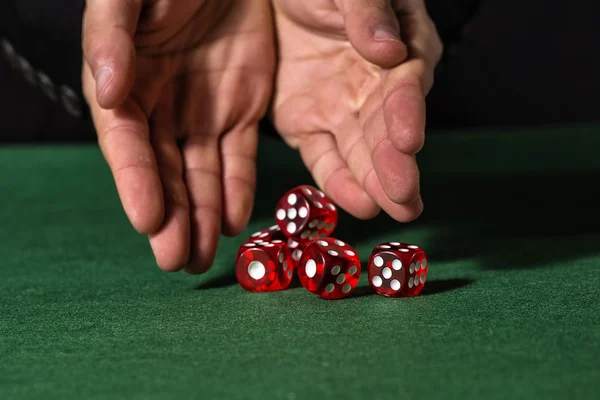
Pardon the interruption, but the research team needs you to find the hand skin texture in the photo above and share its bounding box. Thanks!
[81,0,275,273]
[81,0,441,275]
[270,0,443,223]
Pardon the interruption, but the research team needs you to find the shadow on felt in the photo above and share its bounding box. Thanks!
[420,278,475,295]
[221,131,600,292]
[346,285,377,299]
[195,273,237,290]
[416,170,600,270]
[346,278,474,298]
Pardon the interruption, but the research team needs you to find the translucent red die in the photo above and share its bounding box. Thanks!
[274,185,338,244]
[237,225,288,260]
[246,225,287,244]
[367,242,428,297]
[297,237,361,299]
[288,238,305,267]
[236,240,294,292]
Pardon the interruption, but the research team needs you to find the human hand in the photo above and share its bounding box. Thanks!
[271,0,442,222]
[82,0,275,273]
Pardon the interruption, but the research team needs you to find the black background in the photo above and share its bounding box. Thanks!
[0,0,598,142]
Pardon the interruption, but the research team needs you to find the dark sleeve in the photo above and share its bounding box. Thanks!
[0,0,93,142]
[2,0,86,91]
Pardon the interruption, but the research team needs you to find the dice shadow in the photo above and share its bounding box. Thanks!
[345,278,474,298]
[346,285,376,299]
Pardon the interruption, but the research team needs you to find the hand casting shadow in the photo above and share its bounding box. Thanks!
[416,170,600,270]
[204,125,600,292]
[419,278,474,296]
[252,127,600,272]
[195,273,237,290]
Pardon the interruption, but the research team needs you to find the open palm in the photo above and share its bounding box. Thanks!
[82,0,274,273]
[271,0,442,222]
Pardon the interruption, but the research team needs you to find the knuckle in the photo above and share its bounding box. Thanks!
[99,126,155,172]
[321,163,347,193]
[224,175,256,193]
[100,122,145,142]
[386,72,424,98]
[432,34,444,64]
[161,181,188,208]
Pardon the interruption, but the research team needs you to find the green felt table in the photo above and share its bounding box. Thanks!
[1,124,600,399]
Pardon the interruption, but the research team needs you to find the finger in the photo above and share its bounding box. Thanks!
[220,125,259,237]
[147,104,191,273]
[335,115,379,192]
[83,64,164,235]
[363,103,421,204]
[82,0,142,108]
[182,137,223,274]
[382,65,426,155]
[336,0,408,68]
[396,5,444,69]
[298,133,380,220]
[382,8,443,153]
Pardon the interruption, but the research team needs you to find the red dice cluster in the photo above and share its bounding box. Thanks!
[235,185,429,299]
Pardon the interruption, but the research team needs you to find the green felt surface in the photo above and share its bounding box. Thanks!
[1,124,600,399]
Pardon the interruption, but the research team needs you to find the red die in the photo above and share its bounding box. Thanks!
[275,185,338,244]
[288,238,305,266]
[238,226,288,260]
[297,237,361,299]
[236,240,294,292]
[367,242,428,297]
[246,225,287,244]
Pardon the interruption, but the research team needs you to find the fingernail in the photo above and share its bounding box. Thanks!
[94,65,113,95]
[373,25,399,42]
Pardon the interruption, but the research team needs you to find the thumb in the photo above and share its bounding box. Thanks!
[336,0,407,68]
[82,0,142,109]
